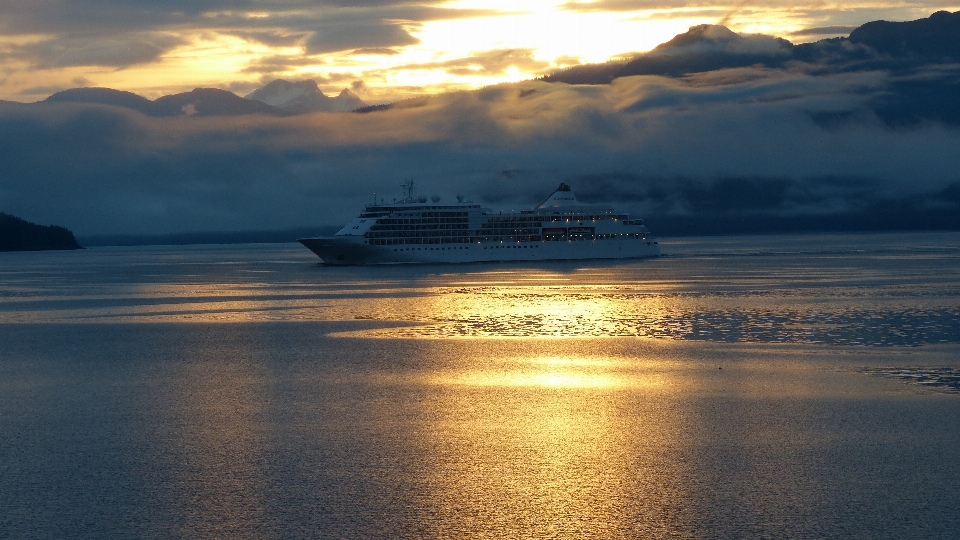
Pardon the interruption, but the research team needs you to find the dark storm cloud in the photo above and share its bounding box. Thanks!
[3,65,960,236]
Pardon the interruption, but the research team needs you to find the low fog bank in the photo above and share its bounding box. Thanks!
[3,67,960,237]
[78,226,339,247]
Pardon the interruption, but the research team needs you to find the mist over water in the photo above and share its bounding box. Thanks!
[2,232,959,538]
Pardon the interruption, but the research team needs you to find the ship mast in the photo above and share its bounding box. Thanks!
[401,179,415,202]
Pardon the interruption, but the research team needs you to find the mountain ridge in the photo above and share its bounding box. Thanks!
[544,10,960,84]
[849,10,960,59]
[245,79,367,113]
[44,87,291,117]
[40,82,368,117]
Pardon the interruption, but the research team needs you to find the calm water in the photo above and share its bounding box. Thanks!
[2,232,960,538]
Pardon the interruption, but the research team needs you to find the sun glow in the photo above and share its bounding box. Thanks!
[412,6,703,68]
[91,33,303,99]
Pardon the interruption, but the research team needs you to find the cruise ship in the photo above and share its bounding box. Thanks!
[299,182,660,264]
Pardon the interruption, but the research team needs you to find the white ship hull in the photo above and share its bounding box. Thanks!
[299,235,660,265]
[300,182,661,265]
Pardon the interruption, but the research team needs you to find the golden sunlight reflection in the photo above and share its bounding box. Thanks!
[1,262,683,335]
[440,355,651,389]
[160,337,270,538]
[416,341,690,535]
[359,276,673,338]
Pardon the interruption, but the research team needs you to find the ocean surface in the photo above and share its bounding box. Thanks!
[2,232,959,539]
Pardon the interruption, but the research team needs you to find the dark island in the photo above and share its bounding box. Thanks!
[0,212,82,251]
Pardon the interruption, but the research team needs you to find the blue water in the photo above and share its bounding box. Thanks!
[2,232,959,538]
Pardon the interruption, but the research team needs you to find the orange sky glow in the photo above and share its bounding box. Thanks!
[1,0,957,103]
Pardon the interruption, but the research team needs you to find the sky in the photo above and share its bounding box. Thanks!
[1,2,959,238]
[1,0,959,103]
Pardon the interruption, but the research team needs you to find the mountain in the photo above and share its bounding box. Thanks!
[649,23,792,55]
[44,87,289,117]
[152,88,289,117]
[545,10,960,84]
[329,89,367,112]
[245,79,367,113]
[617,25,793,78]
[544,25,793,83]
[0,212,82,251]
[41,82,363,116]
[849,10,960,59]
[44,87,156,115]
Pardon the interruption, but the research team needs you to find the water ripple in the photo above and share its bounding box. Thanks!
[862,367,960,393]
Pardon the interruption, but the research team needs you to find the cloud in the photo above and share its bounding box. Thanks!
[791,26,857,37]
[349,47,402,55]
[560,0,959,12]
[0,1,499,73]
[868,65,960,128]
[561,0,685,12]
[241,55,328,75]
[391,49,552,77]
[10,33,185,69]
[229,30,307,48]
[618,69,883,112]
[304,19,420,54]
[17,77,94,98]
[2,67,960,236]
[0,1,453,35]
